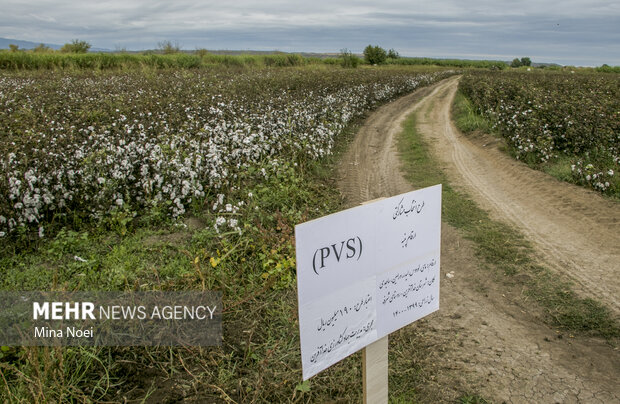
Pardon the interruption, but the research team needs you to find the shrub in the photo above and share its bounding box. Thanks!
[195,48,209,57]
[33,43,52,53]
[60,39,91,54]
[158,40,181,54]
[340,48,360,68]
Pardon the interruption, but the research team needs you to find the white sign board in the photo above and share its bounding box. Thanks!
[296,184,441,380]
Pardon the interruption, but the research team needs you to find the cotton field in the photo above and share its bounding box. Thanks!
[0,68,454,238]
[459,71,619,196]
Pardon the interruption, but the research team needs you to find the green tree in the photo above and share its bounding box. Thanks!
[520,57,532,67]
[511,58,522,68]
[363,45,387,65]
[60,39,91,53]
[8,44,19,52]
[387,48,400,59]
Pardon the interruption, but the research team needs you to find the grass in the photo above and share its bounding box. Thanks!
[398,101,619,340]
[541,155,575,182]
[0,50,516,72]
[451,91,491,134]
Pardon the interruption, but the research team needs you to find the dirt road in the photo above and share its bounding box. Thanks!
[417,76,620,318]
[337,77,620,403]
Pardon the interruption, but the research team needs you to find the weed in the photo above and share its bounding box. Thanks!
[459,394,491,404]
[452,90,491,134]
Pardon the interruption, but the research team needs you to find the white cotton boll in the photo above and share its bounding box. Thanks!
[214,216,226,233]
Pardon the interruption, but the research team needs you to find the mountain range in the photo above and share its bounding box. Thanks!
[0,37,109,52]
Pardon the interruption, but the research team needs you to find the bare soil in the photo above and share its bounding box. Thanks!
[337,77,620,403]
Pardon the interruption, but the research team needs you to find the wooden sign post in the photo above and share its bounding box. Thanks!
[363,336,388,403]
[295,185,442,400]
[361,198,388,404]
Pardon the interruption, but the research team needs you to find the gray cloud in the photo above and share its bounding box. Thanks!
[1,0,618,65]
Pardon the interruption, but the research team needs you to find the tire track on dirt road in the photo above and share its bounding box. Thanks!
[337,77,619,403]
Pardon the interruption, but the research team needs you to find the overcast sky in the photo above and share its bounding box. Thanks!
[2,0,619,66]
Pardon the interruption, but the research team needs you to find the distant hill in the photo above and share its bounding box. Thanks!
[200,49,342,59]
[0,37,62,50]
[0,37,109,52]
